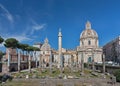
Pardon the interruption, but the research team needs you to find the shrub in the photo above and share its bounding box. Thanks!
[8,76,13,82]
[1,74,13,82]
[84,63,88,68]
[52,70,56,73]
[113,69,120,82]
[0,75,2,83]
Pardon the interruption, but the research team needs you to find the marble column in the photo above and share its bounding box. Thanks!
[58,28,62,69]
[7,49,10,72]
[18,51,21,72]
[28,52,31,73]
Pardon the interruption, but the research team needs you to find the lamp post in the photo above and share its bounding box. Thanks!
[81,51,84,74]
[102,54,105,74]
[60,54,63,75]
[92,49,95,72]
[49,50,52,74]
[43,52,45,69]
[76,52,78,70]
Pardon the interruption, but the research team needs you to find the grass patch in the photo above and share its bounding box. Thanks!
[10,67,108,79]
[50,68,60,77]
[84,69,91,74]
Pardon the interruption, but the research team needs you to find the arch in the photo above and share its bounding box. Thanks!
[11,67,16,72]
[46,63,49,67]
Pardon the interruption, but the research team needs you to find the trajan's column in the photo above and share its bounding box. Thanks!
[58,29,62,69]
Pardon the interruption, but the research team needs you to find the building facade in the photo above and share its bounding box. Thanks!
[52,48,77,67]
[103,36,120,63]
[77,21,102,64]
[40,38,51,67]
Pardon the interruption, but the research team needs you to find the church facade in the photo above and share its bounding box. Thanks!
[77,21,102,64]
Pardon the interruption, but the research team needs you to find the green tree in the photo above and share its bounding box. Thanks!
[0,36,4,44]
[18,43,28,53]
[33,47,40,51]
[4,38,18,48]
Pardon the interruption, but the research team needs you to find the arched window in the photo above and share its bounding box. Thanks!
[88,40,91,45]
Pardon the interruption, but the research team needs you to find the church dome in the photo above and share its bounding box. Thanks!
[41,38,51,51]
[80,21,98,39]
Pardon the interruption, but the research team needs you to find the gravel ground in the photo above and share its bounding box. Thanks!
[6,78,119,86]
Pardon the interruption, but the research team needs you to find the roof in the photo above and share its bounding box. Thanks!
[80,21,98,39]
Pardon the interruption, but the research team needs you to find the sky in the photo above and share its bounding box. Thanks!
[0,0,120,51]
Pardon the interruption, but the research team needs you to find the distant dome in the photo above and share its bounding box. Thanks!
[41,38,51,51]
[80,21,98,39]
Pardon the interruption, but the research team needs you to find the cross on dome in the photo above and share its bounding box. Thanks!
[44,38,48,43]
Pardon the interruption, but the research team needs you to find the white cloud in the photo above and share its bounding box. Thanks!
[32,24,46,30]
[0,4,14,23]
[30,19,46,34]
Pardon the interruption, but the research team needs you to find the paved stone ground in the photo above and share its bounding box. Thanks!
[13,78,120,86]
